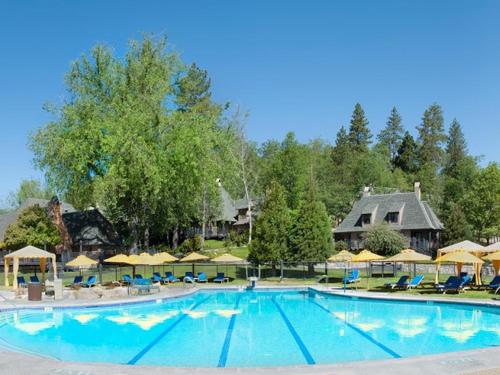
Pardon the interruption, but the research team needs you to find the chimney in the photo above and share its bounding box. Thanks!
[216,178,222,187]
[362,186,371,197]
[414,182,421,200]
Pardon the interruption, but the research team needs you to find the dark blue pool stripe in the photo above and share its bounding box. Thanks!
[310,299,401,359]
[271,297,315,365]
[127,295,211,365]
[217,294,242,368]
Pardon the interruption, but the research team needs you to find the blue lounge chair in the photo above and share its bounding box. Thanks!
[487,275,500,293]
[165,271,180,283]
[184,272,195,283]
[384,275,409,289]
[135,274,144,280]
[214,272,227,283]
[69,275,83,286]
[197,272,208,283]
[17,276,27,287]
[152,272,164,284]
[460,272,468,279]
[122,274,133,285]
[406,274,424,289]
[30,275,40,283]
[81,275,96,288]
[436,275,470,294]
[343,269,360,284]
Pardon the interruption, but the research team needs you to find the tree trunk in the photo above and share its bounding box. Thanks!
[308,263,315,276]
[144,227,150,249]
[172,226,179,250]
[201,188,206,249]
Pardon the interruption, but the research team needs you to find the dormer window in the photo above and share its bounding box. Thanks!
[362,214,371,225]
[386,212,399,224]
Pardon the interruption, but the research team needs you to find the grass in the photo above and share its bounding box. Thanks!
[1,263,497,299]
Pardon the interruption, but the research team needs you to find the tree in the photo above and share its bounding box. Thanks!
[289,179,333,274]
[4,205,60,250]
[7,179,54,208]
[348,103,372,152]
[463,163,500,243]
[175,63,217,114]
[442,203,472,245]
[249,181,291,268]
[363,224,406,256]
[417,103,446,167]
[394,132,418,173]
[377,107,404,165]
[443,119,467,178]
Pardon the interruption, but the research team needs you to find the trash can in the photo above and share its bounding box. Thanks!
[28,283,42,301]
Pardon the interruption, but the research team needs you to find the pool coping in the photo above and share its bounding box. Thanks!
[0,285,499,374]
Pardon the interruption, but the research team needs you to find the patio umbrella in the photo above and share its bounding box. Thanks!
[436,241,485,284]
[384,249,431,277]
[4,246,57,289]
[483,251,500,276]
[211,253,246,280]
[179,252,209,275]
[104,254,131,280]
[66,255,97,276]
[484,242,500,253]
[328,250,355,292]
[126,253,163,277]
[352,250,385,290]
[435,250,484,285]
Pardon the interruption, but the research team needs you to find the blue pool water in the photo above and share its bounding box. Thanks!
[0,289,498,367]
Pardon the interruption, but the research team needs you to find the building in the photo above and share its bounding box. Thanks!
[334,183,444,255]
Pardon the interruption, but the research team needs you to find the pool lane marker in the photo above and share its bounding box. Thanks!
[217,294,242,368]
[310,299,401,359]
[271,297,316,365]
[127,295,212,365]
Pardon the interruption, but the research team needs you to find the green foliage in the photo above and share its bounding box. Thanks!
[249,181,291,264]
[377,107,404,164]
[178,235,203,253]
[363,224,406,256]
[335,240,348,251]
[175,63,216,113]
[7,179,54,208]
[289,182,333,272]
[442,203,472,245]
[417,103,447,167]
[394,132,419,174]
[4,205,60,250]
[463,163,500,243]
[348,103,372,152]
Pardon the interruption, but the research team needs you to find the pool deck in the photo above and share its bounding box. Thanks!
[0,284,499,374]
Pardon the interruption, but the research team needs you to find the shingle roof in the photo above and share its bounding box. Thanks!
[334,192,444,233]
[62,209,122,246]
[0,198,76,241]
[217,187,237,222]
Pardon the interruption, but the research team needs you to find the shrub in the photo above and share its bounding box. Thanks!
[335,240,348,251]
[362,224,405,256]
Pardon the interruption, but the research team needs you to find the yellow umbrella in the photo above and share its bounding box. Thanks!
[66,255,97,267]
[180,252,210,276]
[352,250,384,289]
[211,254,244,263]
[125,253,163,278]
[104,254,130,263]
[153,252,178,263]
[483,251,500,276]
[435,250,484,285]
[328,250,354,262]
[385,249,431,278]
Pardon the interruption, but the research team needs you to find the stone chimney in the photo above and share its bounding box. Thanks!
[362,186,371,197]
[414,182,421,200]
[47,196,72,254]
[216,178,222,187]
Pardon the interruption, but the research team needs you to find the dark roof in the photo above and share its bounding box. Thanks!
[334,192,444,234]
[62,209,122,246]
[217,187,237,222]
[0,198,76,241]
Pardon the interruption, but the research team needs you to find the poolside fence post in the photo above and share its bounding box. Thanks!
[280,260,283,283]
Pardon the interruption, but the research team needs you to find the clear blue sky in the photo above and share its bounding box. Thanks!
[1,0,499,204]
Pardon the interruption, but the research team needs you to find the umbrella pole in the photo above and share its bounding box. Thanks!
[343,267,346,293]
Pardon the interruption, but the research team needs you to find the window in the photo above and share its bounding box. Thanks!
[362,214,371,225]
[386,212,399,224]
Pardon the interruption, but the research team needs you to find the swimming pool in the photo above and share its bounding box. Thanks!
[0,289,498,368]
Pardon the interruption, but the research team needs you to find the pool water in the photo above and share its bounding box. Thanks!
[0,289,498,367]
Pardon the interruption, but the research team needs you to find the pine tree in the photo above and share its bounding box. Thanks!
[442,203,472,246]
[443,119,467,178]
[175,63,219,114]
[417,103,446,167]
[289,179,333,274]
[348,103,372,152]
[394,132,418,173]
[377,107,404,164]
[249,181,291,267]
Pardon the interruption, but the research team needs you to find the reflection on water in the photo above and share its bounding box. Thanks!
[106,311,179,330]
[214,309,241,318]
[72,314,99,324]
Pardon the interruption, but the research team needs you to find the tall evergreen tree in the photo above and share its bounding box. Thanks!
[249,181,291,267]
[443,119,467,178]
[442,203,472,245]
[394,132,418,173]
[289,178,333,274]
[377,107,404,165]
[175,63,218,113]
[348,103,372,152]
[417,103,446,167]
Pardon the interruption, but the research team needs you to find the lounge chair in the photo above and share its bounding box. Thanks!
[184,272,195,284]
[152,272,165,284]
[81,275,96,288]
[68,275,83,287]
[134,274,144,280]
[436,275,470,294]
[459,272,468,279]
[30,276,40,283]
[122,274,133,285]
[384,275,409,289]
[214,272,228,283]
[165,272,180,283]
[17,276,27,287]
[486,275,500,293]
[343,269,360,285]
[196,272,208,283]
[406,274,424,289]
[130,278,160,295]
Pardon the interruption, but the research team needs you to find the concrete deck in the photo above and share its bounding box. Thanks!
[0,284,499,374]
